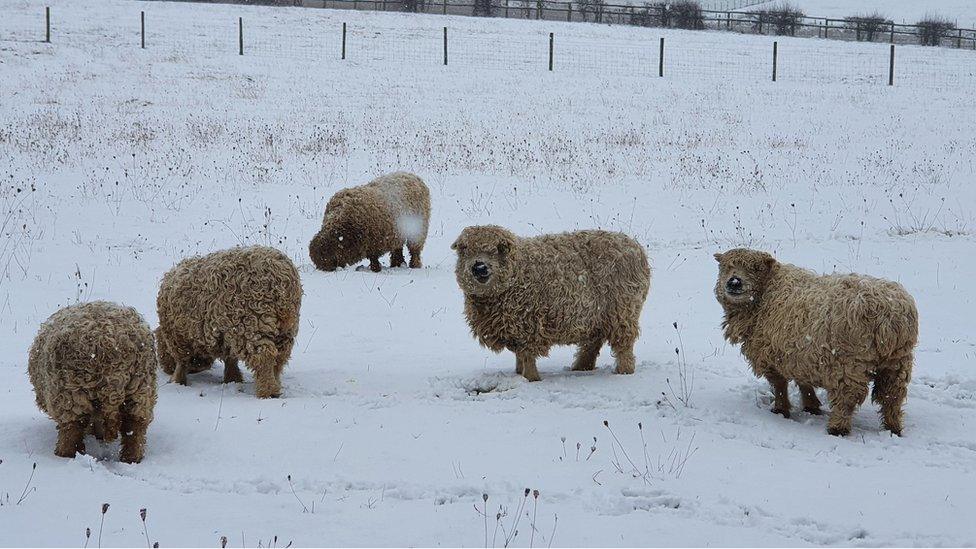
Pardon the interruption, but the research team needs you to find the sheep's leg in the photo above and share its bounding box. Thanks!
[407,241,423,269]
[54,419,87,458]
[610,337,636,375]
[798,383,823,415]
[119,410,149,464]
[826,379,869,436]
[172,360,189,386]
[872,358,912,436]
[765,372,791,418]
[516,352,541,382]
[251,348,282,398]
[368,256,382,273]
[571,338,603,371]
[223,357,244,383]
[390,247,406,268]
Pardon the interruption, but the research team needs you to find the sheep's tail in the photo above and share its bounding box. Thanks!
[92,408,121,442]
[874,290,919,361]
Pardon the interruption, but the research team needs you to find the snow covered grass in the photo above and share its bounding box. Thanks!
[0,0,974,546]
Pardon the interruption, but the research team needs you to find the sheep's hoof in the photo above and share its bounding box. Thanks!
[827,426,850,436]
[613,365,635,375]
[885,427,903,437]
[521,373,541,382]
[804,406,823,416]
[257,391,281,399]
[771,407,791,419]
[409,260,422,268]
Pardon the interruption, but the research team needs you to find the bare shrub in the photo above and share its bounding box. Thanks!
[577,0,607,23]
[845,12,892,42]
[473,0,496,16]
[751,2,804,36]
[652,0,705,30]
[400,0,426,12]
[916,16,955,46]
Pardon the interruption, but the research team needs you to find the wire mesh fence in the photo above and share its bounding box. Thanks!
[5,3,976,89]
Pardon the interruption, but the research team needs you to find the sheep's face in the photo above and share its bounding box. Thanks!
[451,225,518,298]
[713,248,777,309]
[310,218,365,272]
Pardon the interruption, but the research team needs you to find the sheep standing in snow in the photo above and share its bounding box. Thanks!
[309,172,431,273]
[452,225,651,381]
[714,248,918,436]
[28,301,157,463]
[156,245,302,398]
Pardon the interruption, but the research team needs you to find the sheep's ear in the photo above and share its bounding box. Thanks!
[713,252,724,263]
[497,240,512,256]
[450,236,463,251]
[759,252,777,271]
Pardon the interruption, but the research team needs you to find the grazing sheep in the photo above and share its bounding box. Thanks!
[713,248,918,436]
[309,172,431,273]
[28,301,157,463]
[452,225,651,381]
[156,245,302,398]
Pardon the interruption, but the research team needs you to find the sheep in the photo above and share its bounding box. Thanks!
[309,171,431,273]
[713,248,919,436]
[452,225,651,381]
[156,245,302,398]
[28,301,157,463]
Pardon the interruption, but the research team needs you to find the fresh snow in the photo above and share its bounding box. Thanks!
[0,0,974,547]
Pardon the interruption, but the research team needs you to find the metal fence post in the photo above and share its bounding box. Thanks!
[45,6,50,43]
[238,17,243,55]
[141,11,145,49]
[658,37,664,77]
[443,0,446,15]
[888,44,894,85]
[772,41,777,81]
[342,22,346,59]
[443,26,447,65]
[548,32,553,71]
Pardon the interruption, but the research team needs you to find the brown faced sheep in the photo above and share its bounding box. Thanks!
[309,172,431,273]
[713,248,918,436]
[156,245,302,399]
[28,301,157,463]
[452,226,651,382]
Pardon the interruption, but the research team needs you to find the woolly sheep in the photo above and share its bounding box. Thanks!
[452,225,651,381]
[714,248,918,436]
[28,301,157,463]
[156,245,302,398]
[309,171,431,273]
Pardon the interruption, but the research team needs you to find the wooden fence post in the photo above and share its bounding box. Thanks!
[888,44,894,85]
[824,18,828,39]
[889,22,894,43]
[772,41,777,81]
[957,28,963,48]
[658,36,664,77]
[141,11,145,49]
[443,0,447,15]
[726,11,730,30]
[567,3,572,22]
[238,17,243,55]
[342,22,346,59]
[443,26,447,65]
[548,32,553,71]
[45,6,50,43]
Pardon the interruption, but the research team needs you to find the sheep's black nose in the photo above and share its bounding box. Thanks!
[472,261,489,279]
[726,276,743,292]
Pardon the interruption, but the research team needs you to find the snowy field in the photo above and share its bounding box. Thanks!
[747,0,976,27]
[1,0,975,546]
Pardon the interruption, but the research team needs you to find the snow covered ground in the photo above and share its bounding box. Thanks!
[0,0,974,546]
